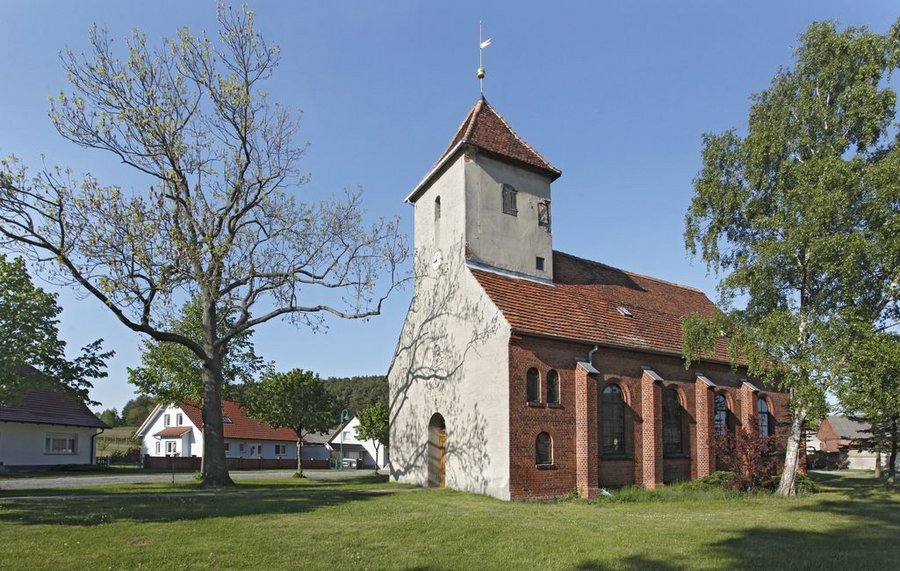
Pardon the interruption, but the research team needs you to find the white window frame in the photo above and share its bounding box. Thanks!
[45,432,77,455]
[275,444,287,456]
[164,414,171,427]
[176,413,183,426]
[165,440,178,456]
[155,441,161,455]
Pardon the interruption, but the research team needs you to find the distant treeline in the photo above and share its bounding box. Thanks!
[323,375,388,418]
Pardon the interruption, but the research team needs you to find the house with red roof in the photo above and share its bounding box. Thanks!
[0,387,108,469]
[387,97,789,500]
[134,399,331,464]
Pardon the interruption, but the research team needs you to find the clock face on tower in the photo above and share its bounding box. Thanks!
[431,250,443,271]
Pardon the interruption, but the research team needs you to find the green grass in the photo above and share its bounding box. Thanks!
[95,426,140,456]
[0,472,896,570]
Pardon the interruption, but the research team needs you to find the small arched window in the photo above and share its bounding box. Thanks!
[502,184,518,216]
[663,388,684,456]
[547,370,560,405]
[602,384,626,456]
[536,432,553,465]
[758,397,774,437]
[434,196,441,221]
[714,393,728,435]
[526,368,540,403]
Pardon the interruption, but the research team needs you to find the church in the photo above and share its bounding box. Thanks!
[387,97,789,500]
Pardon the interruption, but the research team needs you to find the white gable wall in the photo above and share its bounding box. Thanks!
[329,416,386,467]
[390,154,512,499]
[139,404,201,458]
[0,422,100,466]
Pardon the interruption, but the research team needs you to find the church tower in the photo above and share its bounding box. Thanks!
[405,97,561,281]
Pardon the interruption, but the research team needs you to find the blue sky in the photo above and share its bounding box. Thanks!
[1,1,896,412]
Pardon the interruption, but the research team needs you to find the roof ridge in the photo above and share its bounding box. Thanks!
[479,99,559,175]
[553,250,707,294]
[462,97,484,141]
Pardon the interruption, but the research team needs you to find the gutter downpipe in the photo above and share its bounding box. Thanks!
[91,427,105,466]
[587,345,598,368]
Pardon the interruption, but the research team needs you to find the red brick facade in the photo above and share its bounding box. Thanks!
[507,335,790,499]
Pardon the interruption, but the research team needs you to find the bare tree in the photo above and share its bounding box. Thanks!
[0,5,407,486]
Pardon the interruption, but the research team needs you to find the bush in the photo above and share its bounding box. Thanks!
[793,472,820,495]
[714,423,778,492]
[687,471,734,490]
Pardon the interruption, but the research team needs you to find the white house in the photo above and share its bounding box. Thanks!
[0,387,108,469]
[326,415,386,469]
[134,399,330,462]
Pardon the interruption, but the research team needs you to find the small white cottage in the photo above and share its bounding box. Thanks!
[327,415,387,469]
[0,387,108,469]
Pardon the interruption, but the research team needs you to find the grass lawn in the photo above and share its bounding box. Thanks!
[95,426,140,456]
[0,471,896,570]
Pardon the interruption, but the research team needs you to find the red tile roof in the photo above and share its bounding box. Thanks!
[153,426,192,438]
[0,387,108,429]
[410,97,560,202]
[179,400,299,442]
[471,251,732,362]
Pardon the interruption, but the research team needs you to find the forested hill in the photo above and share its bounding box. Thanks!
[323,375,387,418]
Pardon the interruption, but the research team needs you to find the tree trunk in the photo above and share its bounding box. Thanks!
[888,416,898,489]
[296,432,304,477]
[199,293,233,487]
[777,406,806,496]
[874,451,882,479]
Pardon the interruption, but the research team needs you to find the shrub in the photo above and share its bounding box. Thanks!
[793,472,820,495]
[714,422,778,492]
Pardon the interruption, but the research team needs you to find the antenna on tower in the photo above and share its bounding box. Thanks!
[478,20,491,95]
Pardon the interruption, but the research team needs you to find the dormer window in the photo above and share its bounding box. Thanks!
[502,184,518,216]
[616,306,633,317]
[223,416,234,424]
[538,201,551,230]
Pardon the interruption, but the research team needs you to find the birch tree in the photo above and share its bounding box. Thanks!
[0,5,406,486]
[684,20,900,496]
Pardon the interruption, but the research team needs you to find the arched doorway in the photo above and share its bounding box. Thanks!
[427,413,446,488]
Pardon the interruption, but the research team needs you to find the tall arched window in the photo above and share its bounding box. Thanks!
[602,384,626,456]
[714,393,728,435]
[526,368,540,403]
[547,370,560,405]
[663,388,684,456]
[536,432,553,465]
[758,397,774,437]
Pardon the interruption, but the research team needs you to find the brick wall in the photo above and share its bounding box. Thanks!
[507,336,791,499]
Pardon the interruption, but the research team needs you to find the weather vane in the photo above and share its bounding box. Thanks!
[478,20,491,95]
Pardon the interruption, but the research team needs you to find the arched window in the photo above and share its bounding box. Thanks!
[434,196,441,221]
[547,370,560,405]
[526,368,540,403]
[758,397,774,437]
[602,384,626,456]
[663,388,684,456]
[536,432,553,465]
[714,393,728,435]
[502,184,518,216]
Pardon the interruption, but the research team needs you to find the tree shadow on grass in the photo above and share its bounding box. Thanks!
[574,557,683,570]
[0,487,392,527]
[711,473,900,569]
